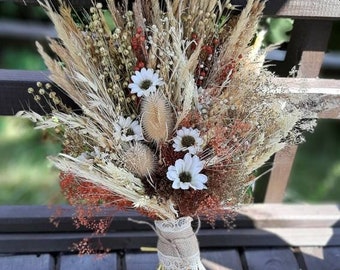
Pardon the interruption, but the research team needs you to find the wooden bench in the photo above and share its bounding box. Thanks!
[0,204,339,270]
[0,0,340,269]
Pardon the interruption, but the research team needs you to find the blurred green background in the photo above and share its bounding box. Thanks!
[0,2,339,205]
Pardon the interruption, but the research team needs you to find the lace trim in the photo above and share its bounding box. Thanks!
[158,251,206,270]
[154,216,193,233]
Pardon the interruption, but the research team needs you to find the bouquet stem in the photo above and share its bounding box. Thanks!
[154,217,206,270]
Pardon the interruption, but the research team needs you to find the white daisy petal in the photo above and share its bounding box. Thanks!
[180,182,190,189]
[114,116,143,142]
[177,129,184,136]
[172,180,181,189]
[167,167,179,181]
[166,154,208,190]
[183,153,193,169]
[174,158,185,171]
[190,155,204,173]
[128,68,163,97]
[196,174,208,184]
[172,127,203,154]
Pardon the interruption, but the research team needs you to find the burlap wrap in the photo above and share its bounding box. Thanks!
[154,217,206,270]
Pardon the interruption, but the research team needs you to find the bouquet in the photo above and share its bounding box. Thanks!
[18,0,318,269]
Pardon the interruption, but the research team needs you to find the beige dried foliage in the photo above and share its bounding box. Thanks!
[50,155,176,220]
[19,0,320,221]
[133,0,146,30]
[210,0,265,84]
[151,2,204,127]
[107,0,126,29]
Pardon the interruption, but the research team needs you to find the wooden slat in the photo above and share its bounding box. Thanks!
[1,69,339,115]
[244,248,300,270]
[263,0,340,19]
[264,17,335,203]
[125,253,159,270]
[0,254,54,270]
[59,254,118,270]
[318,106,340,119]
[1,204,339,234]
[1,204,339,253]
[277,20,333,77]
[237,204,340,229]
[0,19,56,40]
[1,225,339,253]
[6,0,94,9]
[0,69,49,115]
[264,145,298,203]
[300,246,340,270]
[0,229,276,253]
[0,69,78,115]
[275,78,340,118]
[201,250,243,270]
[275,77,340,95]
[200,228,340,248]
[0,205,152,233]
[0,230,157,253]
[6,0,340,19]
[125,250,244,270]
[258,228,340,247]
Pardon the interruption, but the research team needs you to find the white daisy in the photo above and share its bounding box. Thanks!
[128,68,164,97]
[114,116,143,142]
[166,153,208,190]
[173,127,203,154]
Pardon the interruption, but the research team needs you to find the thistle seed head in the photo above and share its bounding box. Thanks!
[124,143,155,177]
[141,92,173,143]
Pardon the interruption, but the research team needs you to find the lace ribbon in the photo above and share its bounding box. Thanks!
[155,217,206,270]
[157,250,206,270]
[128,216,205,270]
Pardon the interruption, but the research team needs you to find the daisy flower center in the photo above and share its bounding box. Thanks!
[126,128,135,136]
[181,135,196,148]
[140,80,152,90]
[179,171,192,183]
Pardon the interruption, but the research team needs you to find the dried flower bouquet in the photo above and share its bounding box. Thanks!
[18,0,317,269]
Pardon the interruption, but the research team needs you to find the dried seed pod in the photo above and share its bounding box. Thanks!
[124,143,155,177]
[141,92,173,143]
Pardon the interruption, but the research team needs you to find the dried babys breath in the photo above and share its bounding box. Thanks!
[141,92,174,143]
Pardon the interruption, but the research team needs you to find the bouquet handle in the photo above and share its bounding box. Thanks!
[154,217,206,270]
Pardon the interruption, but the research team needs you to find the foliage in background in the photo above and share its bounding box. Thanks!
[0,117,64,204]
[0,2,47,70]
[0,2,48,20]
[1,48,46,70]
[286,120,340,202]
[262,18,293,47]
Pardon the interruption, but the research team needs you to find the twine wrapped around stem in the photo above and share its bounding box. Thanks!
[154,217,206,270]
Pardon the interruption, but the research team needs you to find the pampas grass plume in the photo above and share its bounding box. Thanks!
[141,93,173,143]
[124,143,155,177]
